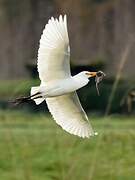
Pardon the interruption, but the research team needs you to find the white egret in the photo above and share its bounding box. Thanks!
[14,15,105,138]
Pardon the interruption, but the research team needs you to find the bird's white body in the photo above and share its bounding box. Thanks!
[31,15,97,138]
[38,73,89,98]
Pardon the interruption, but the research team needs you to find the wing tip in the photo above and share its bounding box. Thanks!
[60,121,97,138]
[44,14,68,42]
[49,14,67,23]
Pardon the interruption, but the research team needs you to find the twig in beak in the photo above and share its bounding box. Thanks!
[96,82,100,96]
[95,71,106,96]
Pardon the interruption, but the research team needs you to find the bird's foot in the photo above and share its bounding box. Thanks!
[11,96,30,106]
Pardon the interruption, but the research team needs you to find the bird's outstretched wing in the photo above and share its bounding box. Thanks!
[38,15,95,138]
[38,15,70,83]
[46,92,95,138]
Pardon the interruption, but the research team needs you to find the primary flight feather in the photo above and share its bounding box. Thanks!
[14,15,105,138]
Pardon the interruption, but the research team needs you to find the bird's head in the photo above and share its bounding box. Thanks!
[80,71,106,79]
[78,71,106,95]
[80,71,97,79]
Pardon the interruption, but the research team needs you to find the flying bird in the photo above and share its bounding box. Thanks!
[14,15,105,138]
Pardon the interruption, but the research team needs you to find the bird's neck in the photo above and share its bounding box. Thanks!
[72,74,89,89]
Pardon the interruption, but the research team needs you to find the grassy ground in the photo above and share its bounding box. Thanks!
[0,110,135,180]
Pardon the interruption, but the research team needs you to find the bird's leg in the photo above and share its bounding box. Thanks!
[11,92,42,105]
[29,92,42,100]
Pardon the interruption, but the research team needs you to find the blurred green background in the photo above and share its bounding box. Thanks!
[0,0,135,179]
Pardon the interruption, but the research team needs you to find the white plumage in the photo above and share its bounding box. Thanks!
[38,15,70,83]
[31,15,98,138]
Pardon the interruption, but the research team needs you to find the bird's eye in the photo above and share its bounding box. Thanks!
[85,72,90,76]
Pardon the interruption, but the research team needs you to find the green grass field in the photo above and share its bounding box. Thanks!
[0,110,135,180]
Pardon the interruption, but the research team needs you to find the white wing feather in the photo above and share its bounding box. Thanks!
[46,92,95,138]
[38,15,70,83]
[37,15,95,138]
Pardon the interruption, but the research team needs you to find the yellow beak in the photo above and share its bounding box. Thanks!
[86,72,97,77]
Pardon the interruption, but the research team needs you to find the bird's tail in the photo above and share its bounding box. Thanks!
[31,86,44,105]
